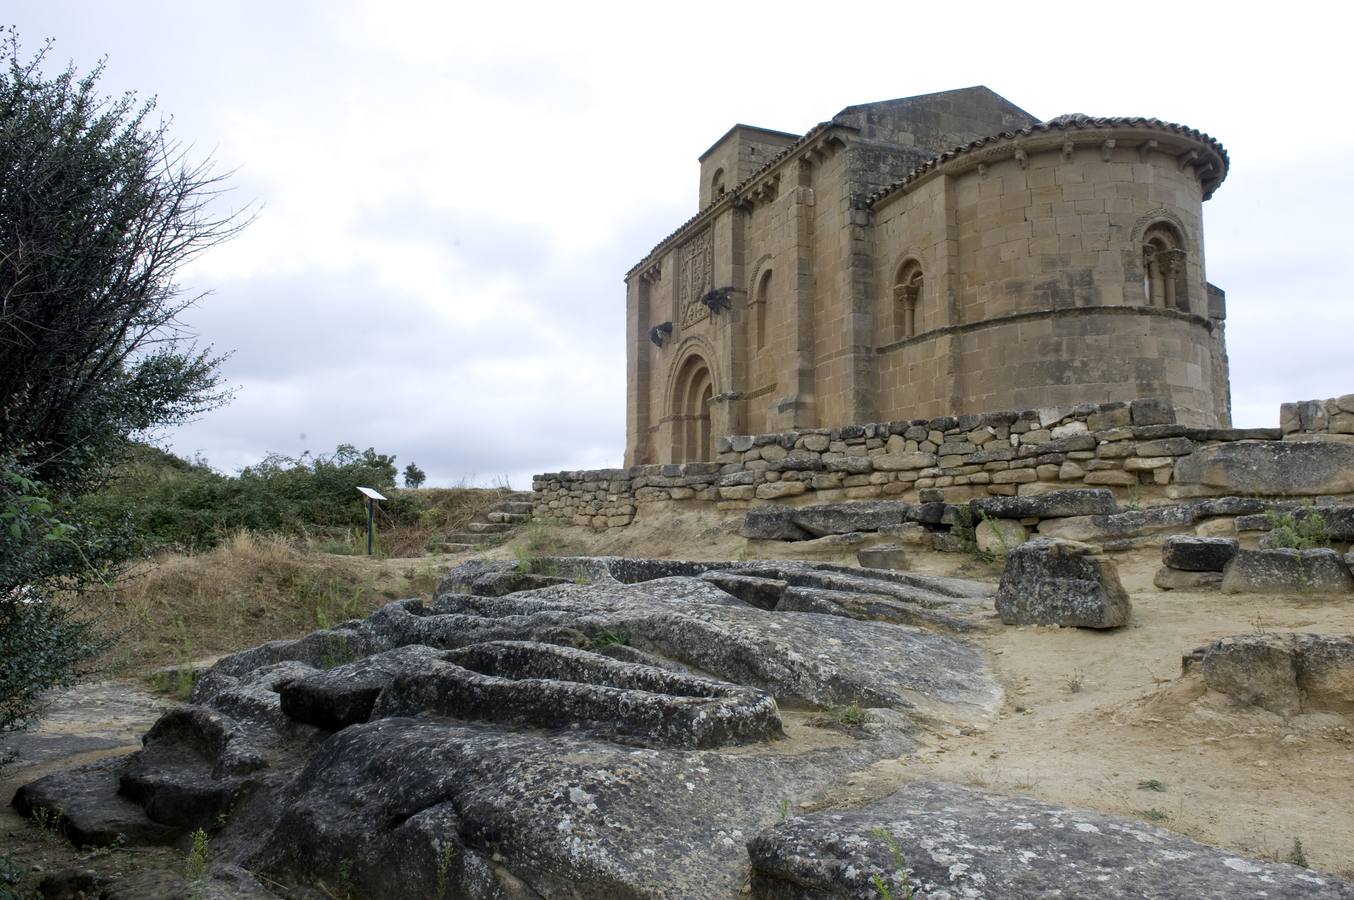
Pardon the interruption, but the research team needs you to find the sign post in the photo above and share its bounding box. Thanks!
[356,487,387,556]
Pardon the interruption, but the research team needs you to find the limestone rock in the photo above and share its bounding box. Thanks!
[970,488,1118,520]
[743,506,811,541]
[788,500,908,537]
[1174,440,1354,496]
[746,780,1351,899]
[1193,633,1354,716]
[15,557,1005,898]
[1037,504,1198,543]
[1221,548,1354,594]
[1162,535,1239,572]
[994,538,1131,628]
[1153,567,1223,591]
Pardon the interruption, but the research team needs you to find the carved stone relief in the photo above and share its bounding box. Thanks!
[679,228,714,328]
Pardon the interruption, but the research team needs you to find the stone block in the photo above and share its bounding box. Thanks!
[1175,440,1354,496]
[801,434,830,452]
[855,544,908,571]
[1130,398,1175,426]
[1221,548,1354,594]
[873,451,936,471]
[1153,567,1223,591]
[1162,536,1239,572]
[992,468,1037,484]
[1134,437,1196,457]
[994,538,1131,628]
[1198,633,1302,716]
[1123,456,1176,472]
[1059,461,1086,480]
[976,519,1027,555]
[1083,470,1138,486]
[972,488,1118,520]
[720,486,756,500]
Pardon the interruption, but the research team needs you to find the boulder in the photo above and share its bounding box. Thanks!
[1162,535,1239,572]
[1153,567,1223,591]
[1221,548,1354,594]
[969,488,1118,520]
[1174,440,1354,496]
[994,538,1131,628]
[746,780,1351,899]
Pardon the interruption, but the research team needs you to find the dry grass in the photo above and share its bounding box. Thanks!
[75,531,447,675]
[308,486,506,558]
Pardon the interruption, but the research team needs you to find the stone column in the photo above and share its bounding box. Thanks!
[769,158,817,430]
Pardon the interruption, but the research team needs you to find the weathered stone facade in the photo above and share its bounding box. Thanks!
[625,86,1231,466]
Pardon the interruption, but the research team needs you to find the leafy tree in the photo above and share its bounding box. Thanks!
[0,29,246,493]
[403,462,427,489]
[0,30,246,745]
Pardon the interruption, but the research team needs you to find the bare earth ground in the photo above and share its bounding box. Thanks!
[3,502,1353,889]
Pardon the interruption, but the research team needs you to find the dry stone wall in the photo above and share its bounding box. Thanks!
[534,396,1354,530]
[1281,394,1354,441]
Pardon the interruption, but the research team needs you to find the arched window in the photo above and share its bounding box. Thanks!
[1142,223,1186,310]
[755,269,771,350]
[711,168,726,199]
[892,259,923,341]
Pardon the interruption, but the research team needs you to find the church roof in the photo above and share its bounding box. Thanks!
[867,114,1229,206]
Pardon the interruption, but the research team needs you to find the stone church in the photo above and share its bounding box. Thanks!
[623,86,1231,466]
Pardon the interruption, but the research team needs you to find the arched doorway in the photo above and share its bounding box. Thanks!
[672,354,714,463]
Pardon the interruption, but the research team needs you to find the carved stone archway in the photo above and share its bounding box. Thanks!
[671,353,714,463]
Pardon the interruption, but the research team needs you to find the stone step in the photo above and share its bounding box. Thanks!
[486,511,531,524]
[492,501,534,515]
[468,521,513,534]
[446,531,508,546]
[427,541,476,554]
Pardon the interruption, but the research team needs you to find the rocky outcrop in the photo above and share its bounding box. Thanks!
[746,780,1354,899]
[15,557,1001,898]
[1221,548,1354,594]
[994,538,1131,628]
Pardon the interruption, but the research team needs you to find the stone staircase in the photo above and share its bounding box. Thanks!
[433,491,535,554]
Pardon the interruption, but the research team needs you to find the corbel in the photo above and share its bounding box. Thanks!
[1137,139,1158,162]
[1101,139,1116,162]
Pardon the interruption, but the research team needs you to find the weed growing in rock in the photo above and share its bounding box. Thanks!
[868,826,914,900]
[1264,506,1330,551]
[779,799,791,822]
[1137,779,1167,793]
[1286,837,1309,868]
[828,701,874,728]
[336,857,355,898]
[1063,670,1085,694]
[186,827,209,891]
[1137,808,1169,823]
[28,805,62,837]
[590,629,630,650]
[434,842,456,900]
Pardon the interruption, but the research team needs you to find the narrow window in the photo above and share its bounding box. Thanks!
[1142,224,1186,310]
[711,167,726,199]
[893,260,923,342]
[755,269,771,350]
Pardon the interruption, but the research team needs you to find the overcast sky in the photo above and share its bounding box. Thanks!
[9,2,1352,487]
